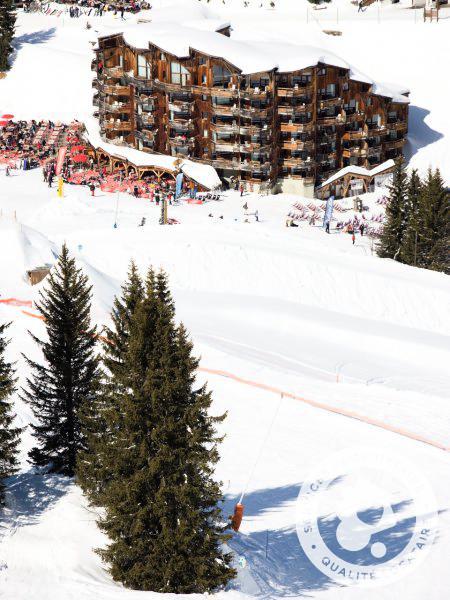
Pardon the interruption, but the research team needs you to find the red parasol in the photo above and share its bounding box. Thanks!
[2,114,14,120]
[72,154,88,164]
[71,144,86,153]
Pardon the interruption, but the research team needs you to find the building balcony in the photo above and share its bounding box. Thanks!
[104,102,132,114]
[317,116,343,127]
[104,84,131,96]
[282,140,314,152]
[240,107,271,119]
[137,114,155,126]
[318,96,342,109]
[278,104,312,116]
[169,136,195,148]
[383,139,405,151]
[169,119,195,132]
[210,87,239,98]
[104,66,124,78]
[103,120,132,132]
[388,121,408,133]
[136,129,155,142]
[168,101,193,113]
[280,122,313,133]
[277,85,313,98]
[342,129,367,141]
[212,105,240,117]
[281,158,315,169]
[342,147,367,158]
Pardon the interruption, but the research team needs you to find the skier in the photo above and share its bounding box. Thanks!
[89,183,96,197]
[352,232,356,245]
[240,183,244,197]
[133,185,139,198]
[255,209,259,222]
[138,217,146,227]
[48,173,54,187]
[325,221,330,234]
[358,0,364,12]
[359,223,365,236]
[243,202,248,211]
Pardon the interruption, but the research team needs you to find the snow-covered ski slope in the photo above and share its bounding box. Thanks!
[0,169,449,600]
[0,2,449,599]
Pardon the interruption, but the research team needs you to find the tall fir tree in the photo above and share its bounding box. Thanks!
[91,269,235,592]
[400,169,422,265]
[377,156,408,260]
[0,322,21,507]
[78,261,144,504]
[22,244,100,476]
[0,0,16,72]
[415,169,449,274]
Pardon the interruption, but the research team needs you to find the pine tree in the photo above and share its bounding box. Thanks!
[0,322,20,507]
[77,261,144,504]
[415,169,449,273]
[0,0,16,72]
[96,270,236,592]
[21,244,100,476]
[377,156,408,260]
[400,169,422,265]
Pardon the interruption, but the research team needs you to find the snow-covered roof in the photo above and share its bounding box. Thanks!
[319,159,396,189]
[84,118,221,190]
[100,22,409,103]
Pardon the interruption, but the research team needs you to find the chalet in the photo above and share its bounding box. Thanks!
[92,22,409,196]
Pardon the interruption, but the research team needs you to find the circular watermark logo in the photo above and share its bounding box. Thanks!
[296,446,438,588]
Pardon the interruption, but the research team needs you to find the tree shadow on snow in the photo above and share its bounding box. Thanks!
[404,105,444,162]
[2,471,72,529]
[224,482,439,598]
[9,28,57,69]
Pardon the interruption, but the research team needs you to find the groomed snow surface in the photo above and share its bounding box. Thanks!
[0,2,449,600]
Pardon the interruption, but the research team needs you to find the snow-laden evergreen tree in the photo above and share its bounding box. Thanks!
[415,169,449,273]
[400,169,422,266]
[0,322,20,507]
[22,244,100,476]
[78,261,144,504]
[96,269,236,592]
[377,156,408,260]
[0,0,16,72]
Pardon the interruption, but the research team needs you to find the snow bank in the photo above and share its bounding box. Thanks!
[84,118,221,189]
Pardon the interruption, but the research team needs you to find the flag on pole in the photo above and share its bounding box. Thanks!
[55,146,67,176]
[323,195,334,228]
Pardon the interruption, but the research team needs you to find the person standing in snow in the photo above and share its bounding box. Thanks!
[352,232,356,245]
[240,183,244,197]
[359,223,365,236]
[89,183,96,197]
[255,209,259,222]
[325,221,330,234]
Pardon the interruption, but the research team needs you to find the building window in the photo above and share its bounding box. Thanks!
[171,62,191,86]
[213,65,231,87]
[137,55,150,79]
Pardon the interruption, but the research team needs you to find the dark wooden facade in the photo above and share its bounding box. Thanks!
[92,33,409,195]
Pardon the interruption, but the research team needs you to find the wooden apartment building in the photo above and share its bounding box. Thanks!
[92,24,409,195]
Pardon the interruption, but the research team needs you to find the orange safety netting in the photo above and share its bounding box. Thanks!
[0,298,33,308]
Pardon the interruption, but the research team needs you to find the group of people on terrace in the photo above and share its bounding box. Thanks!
[0,120,204,206]
[0,119,74,171]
